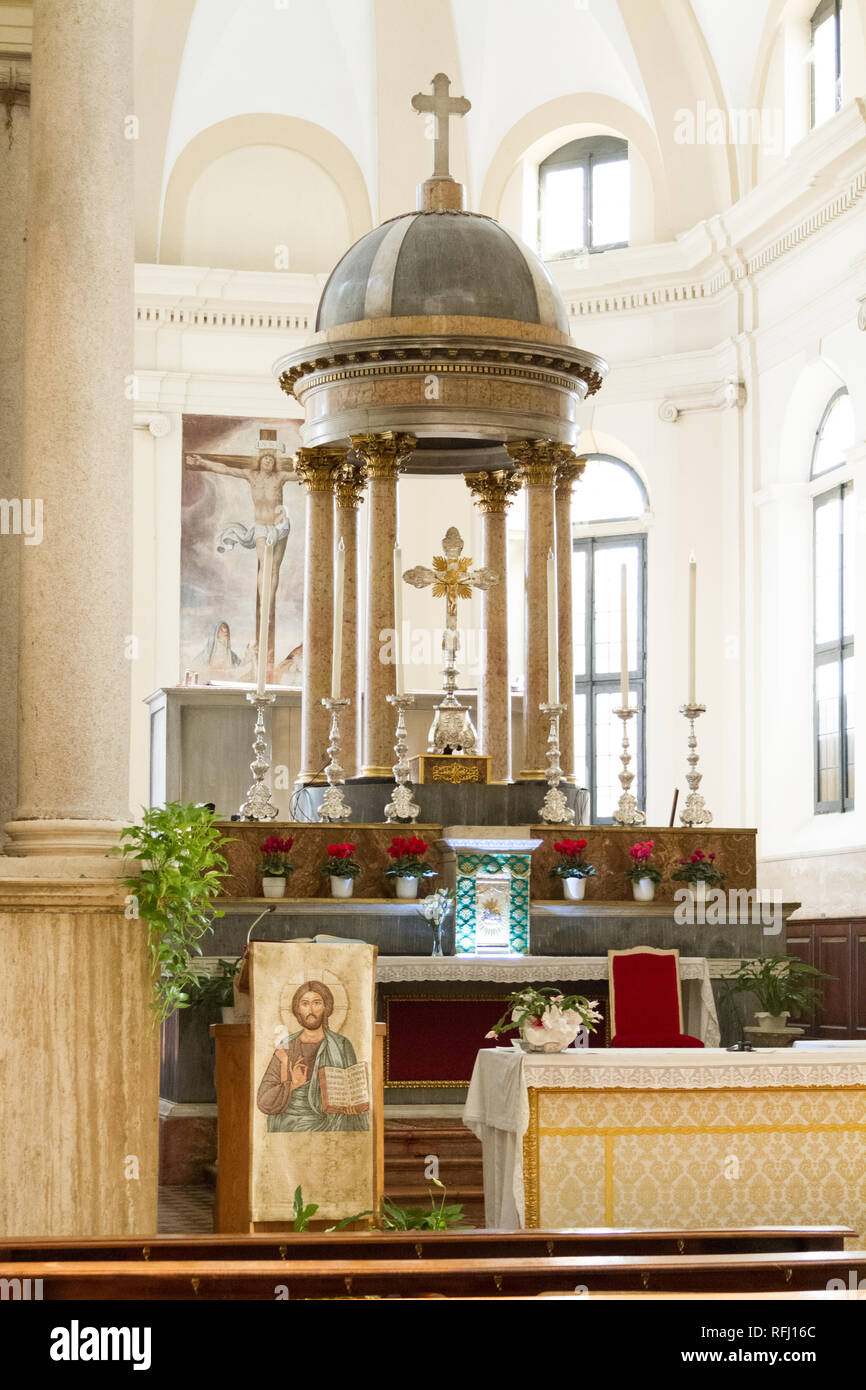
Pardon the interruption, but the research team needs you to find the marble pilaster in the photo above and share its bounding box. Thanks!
[466,470,523,783]
[334,461,367,778]
[350,432,416,777]
[507,440,569,778]
[295,448,343,783]
[555,458,585,780]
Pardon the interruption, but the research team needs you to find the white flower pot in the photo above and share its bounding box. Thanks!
[755,1010,790,1032]
[520,1022,581,1053]
[330,875,354,899]
[631,877,655,902]
[562,877,586,901]
[394,877,419,899]
[262,876,287,899]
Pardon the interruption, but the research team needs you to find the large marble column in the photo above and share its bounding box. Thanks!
[334,461,367,778]
[295,448,343,783]
[350,432,416,777]
[0,0,159,1238]
[506,440,568,779]
[555,457,585,780]
[466,470,523,783]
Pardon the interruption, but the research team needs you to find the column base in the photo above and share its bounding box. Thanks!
[517,770,548,781]
[359,765,395,779]
[3,818,125,857]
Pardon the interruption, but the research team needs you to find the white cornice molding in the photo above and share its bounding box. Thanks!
[658,377,746,423]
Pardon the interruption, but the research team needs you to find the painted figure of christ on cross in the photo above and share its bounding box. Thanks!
[185,438,294,680]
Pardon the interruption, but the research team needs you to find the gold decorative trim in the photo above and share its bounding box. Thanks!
[432,763,484,784]
[294,447,345,491]
[523,1086,541,1227]
[465,469,524,513]
[349,431,416,477]
[334,460,368,509]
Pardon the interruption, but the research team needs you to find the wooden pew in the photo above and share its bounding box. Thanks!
[0,1225,853,1264]
[4,1249,865,1299]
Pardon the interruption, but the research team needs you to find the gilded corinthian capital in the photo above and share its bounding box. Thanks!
[334,461,368,509]
[505,438,573,486]
[350,431,416,478]
[294,447,346,491]
[555,455,586,494]
[465,469,524,514]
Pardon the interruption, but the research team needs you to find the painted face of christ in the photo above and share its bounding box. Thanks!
[295,989,327,1032]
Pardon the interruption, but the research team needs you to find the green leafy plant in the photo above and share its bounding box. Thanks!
[115,802,230,1024]
[292,1186,319,1232]
[188,958,240,1011]
[723,956,833,1019]
[381,1181,469,1230]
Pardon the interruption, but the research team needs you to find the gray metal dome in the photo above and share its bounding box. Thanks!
[315,210,569,334]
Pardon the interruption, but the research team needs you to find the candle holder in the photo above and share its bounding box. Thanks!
[385,693,421,822]
[538,702,575,825]
[613,706,646,826]
[239,691,279,821]
[318,696,353,822]
[679,702,713,825]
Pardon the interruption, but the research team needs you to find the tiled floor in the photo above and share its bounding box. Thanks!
[158,1185,215,1234]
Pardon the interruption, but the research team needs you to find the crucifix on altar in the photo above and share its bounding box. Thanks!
[411,73,470,209]
[403,526,499,755]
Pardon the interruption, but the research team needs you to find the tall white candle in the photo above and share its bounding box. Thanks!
[688,552,697,704]
[620,563,629,709]
[256,538,274,696]
[547,547,558,704]
[331,536,345,700]
[394,544,404,696]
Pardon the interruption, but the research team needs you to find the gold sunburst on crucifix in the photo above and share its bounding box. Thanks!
[403,526,498,629]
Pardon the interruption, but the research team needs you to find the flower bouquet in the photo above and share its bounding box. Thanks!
[486,986,603,1053]
[418,886,454,956]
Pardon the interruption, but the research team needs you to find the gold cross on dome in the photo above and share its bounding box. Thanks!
[403,526,498,631]
[410,73,471,180]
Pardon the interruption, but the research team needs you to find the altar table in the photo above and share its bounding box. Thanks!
[463,1048,866,1232]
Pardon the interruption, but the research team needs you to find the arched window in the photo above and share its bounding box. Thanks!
[571,456,648,822]
[538,137,629,260]
[810,0,842,129]
[812,391,855,811]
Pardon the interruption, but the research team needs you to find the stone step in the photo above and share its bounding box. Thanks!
[384,1127,481,1158]
[385,1157,483,1190]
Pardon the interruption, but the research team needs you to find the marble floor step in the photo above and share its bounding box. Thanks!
[384,1127,481,1158]
[385,1157,483,1189]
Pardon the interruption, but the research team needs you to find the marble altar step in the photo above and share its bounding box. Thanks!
[384,1117,485,1224]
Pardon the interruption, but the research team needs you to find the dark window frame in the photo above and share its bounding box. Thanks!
[573,531,648,825]
[810,0,843,129]
[813,478,854,813]
[538,136,629,260]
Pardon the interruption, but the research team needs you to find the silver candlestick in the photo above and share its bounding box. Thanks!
[679,701,712,825]
[613,706,646,826]
[385,693,421,822]
[239,691,279,821]
[318,696,353,822]
[538,702,575,825]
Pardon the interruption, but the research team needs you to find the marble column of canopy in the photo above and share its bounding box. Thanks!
[295,447,344,783]
[466,469,523,783]
[333,461,368,778]
[0,0,159,1240]
[350,432,416,778]
[506,439,570,779]
[555,457,585,781]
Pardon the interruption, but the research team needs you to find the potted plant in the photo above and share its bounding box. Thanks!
[485,986,603,1053]
[115,801,229,1024]
[550,838,595,901]
[671,848,726,895]
[417,887,454,956]
[385,835,437,900]
[724,956,832,1032]
[626,839,662,902]
[259,834,295,899]
[190,958,241,1023]
[321,842,362,898]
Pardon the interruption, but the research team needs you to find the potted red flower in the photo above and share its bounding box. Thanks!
[671,849,725,894]
[259,834,295,899]
[320,842,362,899]
[550,838,595,901]
[625,840,662,902]
[384,835,437,900]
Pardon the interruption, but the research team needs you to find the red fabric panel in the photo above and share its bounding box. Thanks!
[385,994,609,1086]
[611,1033,705,1048]
[611,953,682,1037]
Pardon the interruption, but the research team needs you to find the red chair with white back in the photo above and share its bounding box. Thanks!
[608,946,704,1048]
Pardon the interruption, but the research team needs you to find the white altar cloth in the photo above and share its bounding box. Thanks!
[375,954,720,1047]
[463,1047,866,1230]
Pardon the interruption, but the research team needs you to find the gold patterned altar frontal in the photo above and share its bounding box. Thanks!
[410,754,489,784]
[523,1087,866,1236]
